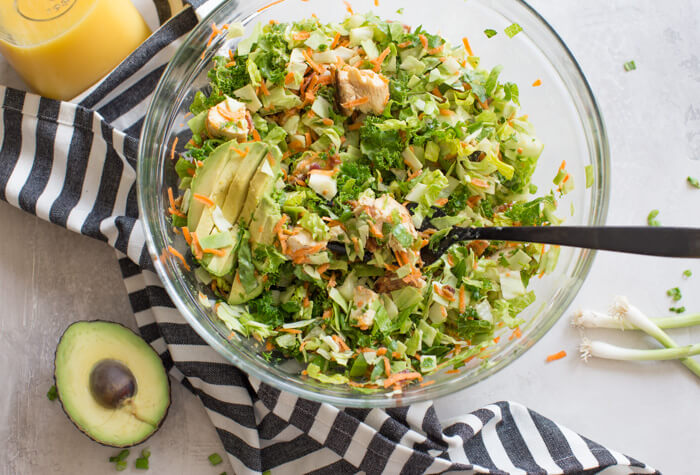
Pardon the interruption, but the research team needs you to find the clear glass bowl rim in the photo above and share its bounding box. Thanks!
[137,0,610,407]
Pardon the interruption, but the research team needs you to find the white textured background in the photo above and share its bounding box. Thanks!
[1,0,699,473]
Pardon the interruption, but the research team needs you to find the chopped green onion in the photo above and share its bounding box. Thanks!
[647,209,660,226]
[135,457,149,470]
[209,453,223,466]
[109,450,130,463]
[141,449,151,459]
[116,460,127,472]
[46,385,58,401]
[667,287,682,301]
[688,176,700,188]
[484,29,497,38]
[584,165,594,188]
[669,306,686,314]
[396,7,404,14]
[623,60,636,71]
[504,23,523,38]
[683,269,692,278]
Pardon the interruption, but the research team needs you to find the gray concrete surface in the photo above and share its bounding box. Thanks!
[1,0,699,473]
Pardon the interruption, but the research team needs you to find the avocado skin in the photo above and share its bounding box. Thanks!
[53,320,171,448]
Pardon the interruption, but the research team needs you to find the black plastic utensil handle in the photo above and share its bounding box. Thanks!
[433,226,700,258]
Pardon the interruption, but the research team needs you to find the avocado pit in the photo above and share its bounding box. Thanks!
[89,359,137,409]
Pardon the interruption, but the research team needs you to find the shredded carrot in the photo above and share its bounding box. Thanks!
[347,121,364,131]
[383,372,422,388]
[278,328,302,334]
[562,173,570,184]
[167,246,191,271]
[546,350,567,362]
[374,0,379,5]
[182,226,193,245]
[343,0,353,14]
[292,30,311,41]
[330,32,341,49]
[332,335,350,352]
[397,41,412,48]
[459,286,466,313]
[419,380,436,388]
[167,187,177,210]
[257,0,286,12]
[383,357,392,376]
[265,340,274,351]
[259,80,270,96]
[321,117,334,126]
[169,207,186,218]
[376,347,388,356]
[252,129,261,142]
[233,146,249,158]
[302,49,324,74]
[462,37,474,56]
[203,248,226,256]
[373,47,391,72]
[440,306,448,318]
[508,327,522,341]
[191,232,204,260]
[558,160,567,171]
[193,193,215,207]
[284,71,295,85]
[471,178,488,188]
[418,34,428,49]
[532,79,542,87]
[446,369,460,374]
[170,137,179,160]
[431,87,444,100]
[225,60,236,68]
[517,147,523,154]
[439,108,455,116]
[341,96,369,109]
[427,44,444,55]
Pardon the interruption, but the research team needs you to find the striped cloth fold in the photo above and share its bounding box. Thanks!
[0,2,658,474]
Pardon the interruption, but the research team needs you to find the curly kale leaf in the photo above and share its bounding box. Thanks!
[359,116,405,171]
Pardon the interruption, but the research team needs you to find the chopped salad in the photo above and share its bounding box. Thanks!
[168,13,569,391]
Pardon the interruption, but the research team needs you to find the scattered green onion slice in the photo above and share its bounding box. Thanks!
[209,453,223,466]
[667,287,682,301]
[683,269,692,278]
[584,165,594,188]
[504,23,523,38]
[110,450,130,463]
[135,457,149,470]
[116,460,127,472]
[669,306,686,314]
[647,209,660,226]
[623,60,636,71]
[47,385,58,401]
[396,7,404,14]
[484,29,497,38]
[688,176,700,188]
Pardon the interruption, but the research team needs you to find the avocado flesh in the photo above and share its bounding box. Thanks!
[187,142,234,232]
[220,142,269,224]
[228,271,264,304]
[249,194,282,246]
[54,321,170,448]
[239,156,281,227]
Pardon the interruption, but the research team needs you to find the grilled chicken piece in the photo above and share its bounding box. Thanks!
[336,66,389,115]
[206,97,250,141]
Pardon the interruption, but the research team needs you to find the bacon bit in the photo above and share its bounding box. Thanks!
[532,79,542,87]
[347,121,364,131]
[459,286,466,313]
[419,380,436,388]
[427,44,444,55]
[170,137,179,160]
[233,146,249,158]
[302,49,324,74]
[471,178,488,188]
[462,37,474,56]
[376,347,388,356]
[439,108,455,116]
[330,32,341,49]
[203,248,227,256]
[278,328,302,334]
[372,47,392,72]
[383,357,392,376]
[257,0,286,12]
[343,0,353,14]
[167,246,190,271]
[446,369,460,374]
[341,96,369,109]
[508,327,522,341]
[292,30,311,41]
[383,371,422,388]
[546,350,567,362]
[193,193,215,207]
[418,34,428,49]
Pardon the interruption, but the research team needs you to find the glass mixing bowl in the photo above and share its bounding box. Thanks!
[138,0,609,407]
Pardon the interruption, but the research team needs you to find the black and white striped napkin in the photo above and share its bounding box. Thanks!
[0,1,658,473]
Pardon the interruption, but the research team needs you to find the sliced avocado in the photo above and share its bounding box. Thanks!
[187,142,234,232]
[227,270,264,304]
[201,228,241,277]
[187,110,207,136]
[238,155,281,227]
[54,321,170,448]
[198,230,235,250]
[220,142,268,224]
[249,194,282,246]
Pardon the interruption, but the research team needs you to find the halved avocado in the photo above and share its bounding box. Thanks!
[54,321,170,448]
